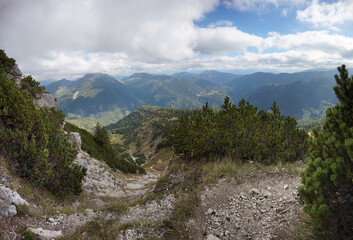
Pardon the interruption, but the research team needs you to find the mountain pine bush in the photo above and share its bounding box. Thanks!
[0,50,85,196]
[168,96,308,163]
[299,65,353,239]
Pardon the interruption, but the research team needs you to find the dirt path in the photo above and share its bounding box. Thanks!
[188,168,303,240]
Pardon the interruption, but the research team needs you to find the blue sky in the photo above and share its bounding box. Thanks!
[1,0,353,80]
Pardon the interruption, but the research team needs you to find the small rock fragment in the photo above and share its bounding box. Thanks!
[262,190,272,198]
[284,184,289,190]
[206,234,221,240]
[248,188,260,195]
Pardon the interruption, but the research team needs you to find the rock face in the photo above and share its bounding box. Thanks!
[68,132,82,152]
[0,186,29,206]
[6,63,22,86]
[0,185,29,218]
[33,93,57,109]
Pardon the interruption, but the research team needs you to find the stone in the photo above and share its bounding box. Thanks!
[6,63,22,86]
[206,234,221,240]
[207,208,215,215]
[248,188,260,195]
[262,190,272,198]
[33,93,57,109]
[28,227,62,239]
[284,184,288,190]
[0,186,29,206]
[0,203,17,218]
[74,153,88,169]
[69,132,82,152]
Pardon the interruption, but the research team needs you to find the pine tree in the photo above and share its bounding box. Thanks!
[299,65,353,238]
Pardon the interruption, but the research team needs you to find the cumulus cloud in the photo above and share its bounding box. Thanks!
[0,0,217,61]
[195,26,263,54]
[296,0,353,30]
[1,0,353,80]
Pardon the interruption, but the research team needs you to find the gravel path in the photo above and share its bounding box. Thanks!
[189,168,303,240]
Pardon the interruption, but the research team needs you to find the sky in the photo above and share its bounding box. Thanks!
[1,0,353,80]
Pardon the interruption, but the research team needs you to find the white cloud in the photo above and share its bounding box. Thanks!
[1,0,353,80]
[296,0,353,30]
[0,0,217,62]
[195,26,263,54]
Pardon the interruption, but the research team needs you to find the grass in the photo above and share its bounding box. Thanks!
[16,204,30,216]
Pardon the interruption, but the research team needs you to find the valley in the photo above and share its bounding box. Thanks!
[1,50,352,240]
[45,69,340,130]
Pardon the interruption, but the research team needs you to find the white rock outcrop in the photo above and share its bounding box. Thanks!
[0,186,29,206]
[33,93,57,109]
[27,227,63,239]
[68,132,82,152]
[0,185,29,218]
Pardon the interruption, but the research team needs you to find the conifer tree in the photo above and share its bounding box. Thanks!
[299,65,353,238]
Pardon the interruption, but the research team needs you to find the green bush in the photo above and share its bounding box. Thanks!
[20,75,45,99]
[0,51,85,196]
[299,65,353,239]
[168,97,308,163]
[0,49,15,72]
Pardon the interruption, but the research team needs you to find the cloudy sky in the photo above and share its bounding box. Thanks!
[1,0,353,80]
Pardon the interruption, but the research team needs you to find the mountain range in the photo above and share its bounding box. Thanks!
[45,69,341,129]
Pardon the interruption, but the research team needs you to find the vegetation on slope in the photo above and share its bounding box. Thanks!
[168,97,308,163]
[0,50,85,196]
[64,122,145,174]
[107,105,198,149]
[299,65,353,239]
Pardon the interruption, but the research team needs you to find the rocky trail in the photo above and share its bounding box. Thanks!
[0,131,305,240]
[189,168,303,240]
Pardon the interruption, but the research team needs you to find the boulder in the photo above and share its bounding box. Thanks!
[0,201,17,218]
[6,63,22,86]
[33,93,57,109]
[0,186,29,206]
[68,132,82,152]
[27,227,62,239]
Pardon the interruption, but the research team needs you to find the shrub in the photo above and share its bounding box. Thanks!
[0,51,85,196]
[168,97,308,163]
[299,65,353,239]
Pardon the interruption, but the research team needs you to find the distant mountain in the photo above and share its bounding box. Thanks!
[198,70,239,85]
[123,72,234,109]
[227,70,337,97]
[246,77,337,119]
[46,73,141,129]
[172,72,199,81]
[46,69,342,130]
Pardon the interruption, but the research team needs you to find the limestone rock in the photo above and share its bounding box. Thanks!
[6,63,22,86]
[248,188,260,195]
[69,132,82,152]
[33,93,57,109]
[27,227,62,239]
[262,190,272,198]
[0,186,29,206]
[0,202,17,218]
[206,234,221,240]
